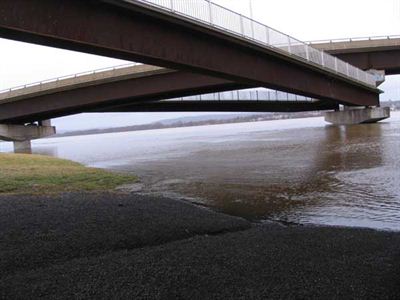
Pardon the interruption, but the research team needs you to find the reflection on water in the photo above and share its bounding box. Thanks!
[2,113,399,231]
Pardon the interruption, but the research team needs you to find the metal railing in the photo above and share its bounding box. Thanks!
[131,0,376,87]
[308,34,400,44]
[0,62,139,96]
[170,89,315,102]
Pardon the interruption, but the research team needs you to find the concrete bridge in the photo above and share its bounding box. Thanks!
[310,35,400,75]
[0,0,393,151]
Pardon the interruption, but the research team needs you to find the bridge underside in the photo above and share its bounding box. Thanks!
[335,50,400,75]
[0,71,248,124]
[312,38,400,75]
[0,0,379,107]
[92,100,338,113]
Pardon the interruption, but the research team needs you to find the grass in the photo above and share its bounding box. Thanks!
[0,153,137,194]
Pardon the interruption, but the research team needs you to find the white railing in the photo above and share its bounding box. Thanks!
[170,89,315,102]
[308,34,400,45]
[131,0,376,87]
[0,63,138,96]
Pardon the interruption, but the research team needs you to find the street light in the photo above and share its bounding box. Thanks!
[249,0,254,19]
[249,0,254,38]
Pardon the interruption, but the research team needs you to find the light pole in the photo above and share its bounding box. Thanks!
[249,0,254,19]
[249,0,254,38]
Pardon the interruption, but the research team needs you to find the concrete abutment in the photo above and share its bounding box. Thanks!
[0,120,56,153]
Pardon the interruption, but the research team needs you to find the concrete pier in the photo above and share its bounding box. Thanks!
[325,107,390,125]
[13,140,32,153]
[0,121,56,153]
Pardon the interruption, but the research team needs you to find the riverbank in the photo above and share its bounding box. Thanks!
[0,153,137,194]
[1,192,399,299]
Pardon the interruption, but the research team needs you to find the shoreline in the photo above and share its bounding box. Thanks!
[52,113,325,139]
[1,191,399,298]
[118,182,400,233]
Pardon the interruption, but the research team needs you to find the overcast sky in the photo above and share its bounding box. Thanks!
[0,0,398,131]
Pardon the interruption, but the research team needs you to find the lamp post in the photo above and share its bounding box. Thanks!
[249,0,254,38]
[249,0,254,19]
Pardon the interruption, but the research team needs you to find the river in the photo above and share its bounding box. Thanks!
[2,112,399,231]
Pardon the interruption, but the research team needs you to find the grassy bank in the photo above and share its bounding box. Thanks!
[0,153,137,194]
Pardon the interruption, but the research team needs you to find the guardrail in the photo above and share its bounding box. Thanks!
[0,63,138,96]
[171,89,314,102]
[131,0,376,87]
[308,35,400,44]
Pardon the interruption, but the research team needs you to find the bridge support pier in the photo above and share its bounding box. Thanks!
[325,106,390,125]
[13,140,32,153]
[0,121,56,153]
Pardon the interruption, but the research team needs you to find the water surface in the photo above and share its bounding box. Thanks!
[3,113,399,231]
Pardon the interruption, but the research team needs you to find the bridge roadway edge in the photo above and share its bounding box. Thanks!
[311,37,400,75]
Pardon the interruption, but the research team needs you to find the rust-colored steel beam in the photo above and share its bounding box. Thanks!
[334,50,400,75]
[0,71,244,124]
[0,0,379,107]
[91,100,338,113]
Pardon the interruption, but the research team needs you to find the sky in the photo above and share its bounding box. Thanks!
[0,0,399,131]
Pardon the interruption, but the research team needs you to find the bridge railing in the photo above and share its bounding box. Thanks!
[132,0,376,87]
[308,34,400,44]
[0,63,139,97]
[170,89,315,102]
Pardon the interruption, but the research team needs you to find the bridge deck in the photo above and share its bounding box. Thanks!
[0,67,245,123]
[0,64,170,104]
[133,0,375,87]
[0,62,335,123]
[309,36,400,75]
[310,35,400,54]
[0,0,380,108]
[95,100,337,113]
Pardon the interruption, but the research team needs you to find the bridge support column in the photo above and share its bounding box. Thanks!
[325,107,390,125]
[0,120,56,153]
[13,140,32,153]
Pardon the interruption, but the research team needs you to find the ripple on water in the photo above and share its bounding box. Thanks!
[19,112,400,231]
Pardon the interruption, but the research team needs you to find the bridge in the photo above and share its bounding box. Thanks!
[0,64,336,124]
[0,0,379,102]
[96,90,332,113]
[310,35,400,75]
[0,0,392,151]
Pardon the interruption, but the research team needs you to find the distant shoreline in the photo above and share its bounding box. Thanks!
[54,111,324,138]
[53,101,400,138]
